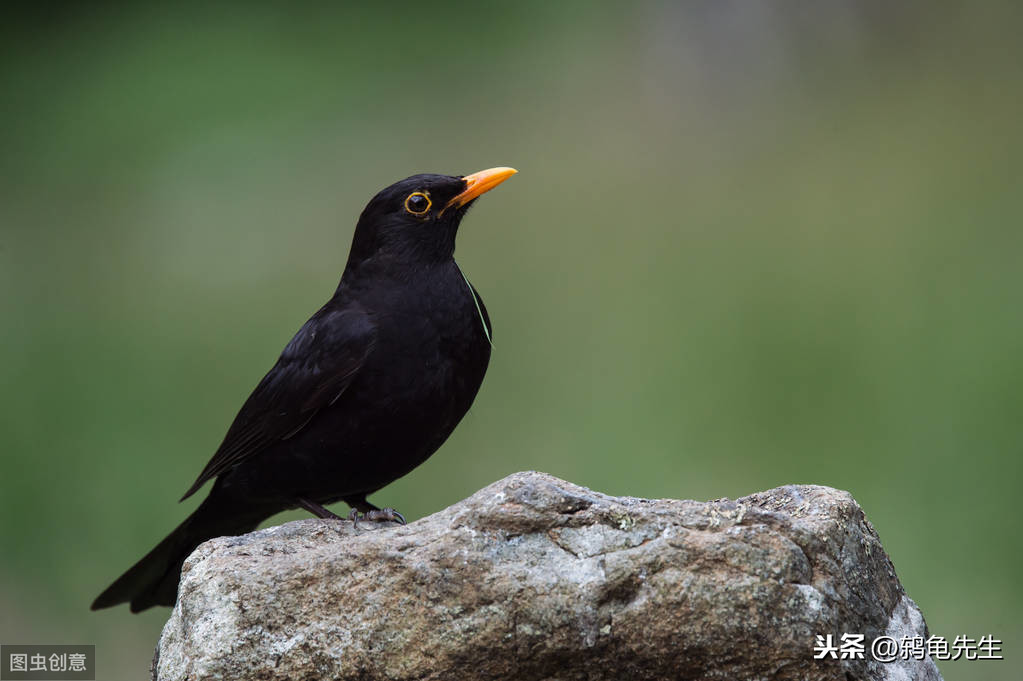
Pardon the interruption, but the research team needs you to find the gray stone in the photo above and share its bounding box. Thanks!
[152,472,942,680]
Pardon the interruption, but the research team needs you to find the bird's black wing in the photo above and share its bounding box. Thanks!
[179,303,376,501]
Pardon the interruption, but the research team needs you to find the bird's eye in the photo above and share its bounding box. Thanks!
[404,192,431,216]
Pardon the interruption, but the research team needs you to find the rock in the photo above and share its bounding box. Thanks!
[152,472,942,681]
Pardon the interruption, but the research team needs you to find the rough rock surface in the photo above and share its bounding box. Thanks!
[153,472,942,681]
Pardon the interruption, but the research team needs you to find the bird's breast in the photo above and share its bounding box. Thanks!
[350,267,490,418]
[252,269,493,500]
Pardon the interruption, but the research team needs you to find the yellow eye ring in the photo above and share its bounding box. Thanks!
[404,192,431,216]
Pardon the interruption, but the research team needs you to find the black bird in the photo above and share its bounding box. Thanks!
[92,167,516,612]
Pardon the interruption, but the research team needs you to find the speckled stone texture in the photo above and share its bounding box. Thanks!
[152,472,942,681]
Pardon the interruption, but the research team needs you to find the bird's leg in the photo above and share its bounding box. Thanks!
[342,495,406,529]
[296,497,345,520]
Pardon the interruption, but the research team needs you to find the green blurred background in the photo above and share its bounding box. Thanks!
[2,3,1020,679]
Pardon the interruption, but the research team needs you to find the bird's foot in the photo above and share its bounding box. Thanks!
[347,507,406,530]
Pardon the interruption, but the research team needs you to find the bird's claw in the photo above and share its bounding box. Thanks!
[347,507,406,530]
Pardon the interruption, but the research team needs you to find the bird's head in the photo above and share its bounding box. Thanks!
[346,167,517,272]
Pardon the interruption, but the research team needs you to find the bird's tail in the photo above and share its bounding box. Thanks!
[91,491,271,612]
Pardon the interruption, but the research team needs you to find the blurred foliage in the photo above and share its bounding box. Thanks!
[1,2,1020,679]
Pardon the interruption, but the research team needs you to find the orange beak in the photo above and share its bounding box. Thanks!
[444,167,517,212]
